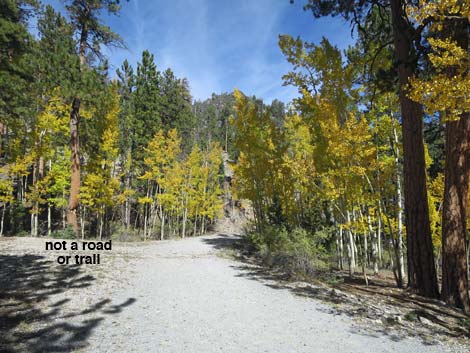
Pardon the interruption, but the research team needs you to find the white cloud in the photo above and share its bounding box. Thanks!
[45,0,354,103]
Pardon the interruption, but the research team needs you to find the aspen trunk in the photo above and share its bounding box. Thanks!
[160,206,165,240]
[377,206,382,266]
[47,204,51,237]
[31,162,38,237]
[124,165,131,229]
[124,197,130,230]
[37,158,44,236]
[364,228,368,266]
[47,160,52,236]
[143,205,148,241]
[368,213,378,275]
[383,204,401,286]
[182,207,188,238]
[362,250,369,287]
[168,216,172,238]
[31,213,38,237]
[339,225,344,270]
[81,209,85,241]
[337,226,344,270]
[150,201,159,239]
[193,213,198,237]
[352,210,358,266]
[0,206,5,236]
[201,216,205,235]
[346,210,355,277]
[99,212,104,241]
[336,233,340,267]
[62,190,66,229]
[393,126,406,288]
[143,182,150,240]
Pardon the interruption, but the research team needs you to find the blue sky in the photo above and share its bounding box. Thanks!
[42,0,355,103]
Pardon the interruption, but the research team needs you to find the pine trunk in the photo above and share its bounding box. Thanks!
[440,17,470,313]
[67,17,88,234]
[390,0,439,298]
[441,113,470,311]
[67,97,81,233]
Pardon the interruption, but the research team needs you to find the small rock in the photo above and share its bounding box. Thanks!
[419,317,433,326]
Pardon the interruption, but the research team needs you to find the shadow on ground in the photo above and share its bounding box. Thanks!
[203,233,469,346]
[201,233,244,251]
[0,254,136,353]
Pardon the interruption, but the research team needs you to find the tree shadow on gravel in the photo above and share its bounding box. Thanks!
[201,234,469,346]
[201,233,244,252]
[230,262,469,346]
[0,254,136,353]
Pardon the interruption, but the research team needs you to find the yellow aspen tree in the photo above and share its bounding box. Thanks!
[23,90,70,236]
[183,144,202,237]
[280,114,316,225]
[231,89,283,230]
[0,168,14,236]
[201,142,224,230]
[186,145,204,236]
[140,130,165,239]
[80,85,121,240]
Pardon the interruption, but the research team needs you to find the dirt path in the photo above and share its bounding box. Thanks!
[0,234,467,352]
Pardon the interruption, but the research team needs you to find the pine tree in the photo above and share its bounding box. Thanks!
[116,59,135,229]
[0,0,35,126]
[133,50,162,167]
[408,0,470,312]
[64,0,125,232]
[159,69,195,149]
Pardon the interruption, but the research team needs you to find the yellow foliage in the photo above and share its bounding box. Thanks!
[408,0,470,120]
[141,128,223,227]
[80,85,122,215]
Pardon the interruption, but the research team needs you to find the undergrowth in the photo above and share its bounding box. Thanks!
[245,224,333,278]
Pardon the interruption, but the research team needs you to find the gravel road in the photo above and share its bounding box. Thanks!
[83,234,458,353]
[1,233,466,353]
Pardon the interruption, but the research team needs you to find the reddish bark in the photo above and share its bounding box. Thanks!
[441,18,470,313]
[67,97,81,232]
[390,0,439,298]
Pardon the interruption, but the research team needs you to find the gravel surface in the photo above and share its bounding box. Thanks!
[86,235,461,353]
[1,234,467,353]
